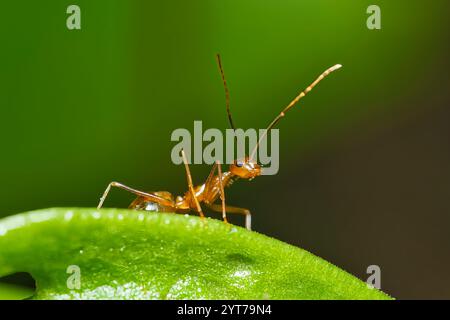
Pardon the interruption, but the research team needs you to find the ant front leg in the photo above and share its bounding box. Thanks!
[97,181,172,209]
[204,161,218,187]
[216,160,228,224]
[205,203,252,231]
[181,150,205,218]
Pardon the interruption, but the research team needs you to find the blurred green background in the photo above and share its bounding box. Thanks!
[1,1,449,299]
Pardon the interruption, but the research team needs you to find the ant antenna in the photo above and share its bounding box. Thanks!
[250,64,342,160]
[216,54,235,130]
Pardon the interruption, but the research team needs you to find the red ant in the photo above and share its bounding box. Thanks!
[97,55,342,230]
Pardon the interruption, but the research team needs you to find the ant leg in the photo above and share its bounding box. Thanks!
[205,162,218,187]
[181,150,205,218]
[203,161,221,199]
[205,203,252,231]
[97,181,172,209]
[216,160,228,224]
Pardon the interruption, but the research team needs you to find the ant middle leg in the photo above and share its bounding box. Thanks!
[181,150,205,218]
[97,181,172,209]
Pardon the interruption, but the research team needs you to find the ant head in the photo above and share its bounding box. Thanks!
[229,157,261,180]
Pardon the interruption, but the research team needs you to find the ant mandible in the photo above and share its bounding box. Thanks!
[97,55,342,230]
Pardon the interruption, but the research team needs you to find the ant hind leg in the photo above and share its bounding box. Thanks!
[97,181,172,209]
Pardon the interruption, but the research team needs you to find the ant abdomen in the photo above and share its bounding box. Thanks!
[129,191,174,213]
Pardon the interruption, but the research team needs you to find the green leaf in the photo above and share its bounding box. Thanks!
[0,283,35,300]
[0,208,391,300]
